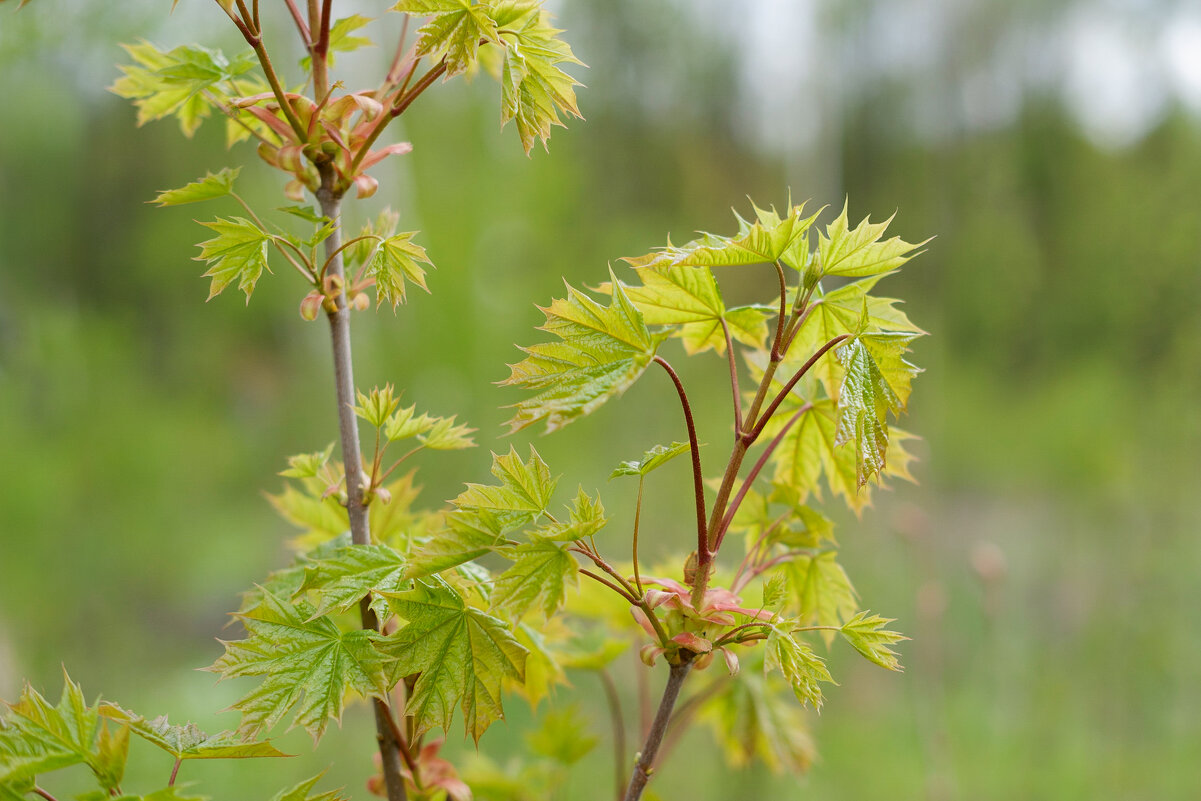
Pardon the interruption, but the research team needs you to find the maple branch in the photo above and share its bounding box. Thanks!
[316,171,407,801]
[652,356,708,580]
[623,661,693,801]
[599,668,628,801]
[771,260,787,359]
[32,788,59,801]
[720,317,743,435]
[312,0,333,98]
[751,335,848,441]
[631,477,646,598]
[579,568,638,605]
[283,0,311,44]
[661,677,729,761]
[714,402,812,552]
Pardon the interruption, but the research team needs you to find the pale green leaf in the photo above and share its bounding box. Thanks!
[610,441,690,479]
[764,626,834,710]
[404,511,508,579]
[269,773,349,801]
[392,0,500,76]
[207,588,391,742]
[787,275,924,398]
[785,552,858,645]
[840,612,907,671]
[834,337,906,487]
[353,385,401,428]
[629,202,821,270]
[452,445,558,531]
[525,706,596,765]
[194,217,271,302]
[279,444,335,480]
[493,2,584,153]
[491,541,577,621]
[509,622,565,710]
[817,203,925,279]
[419,416,477,450]
[502,279,664,433]
[302,15,373,69]
[761,573,788,613]
[700,673,815,775]
[531,486,606,541]
[152,167,240,206]
[0,672,99,784]
[96,706,288,760]
[368,232,432,308]
[377,578,527,742]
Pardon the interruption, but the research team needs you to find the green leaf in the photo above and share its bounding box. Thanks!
[525,706,596,765]
[353,385,401,428]
[0,672,100,784]
[491,540,577,621]
[279,444,335,480]
[367,233,432,308]
[492,2,584,153]
[787,275,924,398]
[194,217,271,302]
[97,706,288,760]
[817,203,925,279]
[111,42,255,136]
[269,773,349,801]
[404,511,509,579]
[630,202,822,270]
[392,0,500,76]
[700,673,815,775]
[785,551,858,645]
[296,543,407,618]
[610,441,689,479]
[502,278,664,433]
[377,578,527,742]
[531,486,606,541]
[840,612,907,671]
[510,623,564,710]
[764,626,834,710]
[834,337,907,487]
[153,167,240,206]
[761,573,788,613]
[452,445,558,531]
[207,588,391,742]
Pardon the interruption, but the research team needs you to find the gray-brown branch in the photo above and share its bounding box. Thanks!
[317,171,408,801]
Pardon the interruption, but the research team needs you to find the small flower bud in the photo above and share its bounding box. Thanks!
[354,173,379,199]
[299,291,323,321]
[373,486,392,505]
[351,292,371,311]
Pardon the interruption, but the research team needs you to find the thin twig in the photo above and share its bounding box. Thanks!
[283,0,311,43]
[579,568,638,604]
[652,356,708,580]
[720,317,743,435]
[631,477,646,597]
[33,788,59,801]
[771,260,787,359]
[168,757,182,787]
[715,403,812,551]
[750,335,848,441]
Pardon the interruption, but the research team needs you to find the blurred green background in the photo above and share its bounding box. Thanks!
[2,1,1199,799]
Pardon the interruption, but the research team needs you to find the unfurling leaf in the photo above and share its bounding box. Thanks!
[207,588,391,742]
[839,612,907,671]
[377,578,527,743]
[194,217,271,301]
[610,441,689,479]
[367,232,432,308]
[153,167,240,206]
[0,672,104,786]
[764,626,834,710]
[834,337,907,487]
[491,2,585,153]
[353,385,401,428]
[532,486,606,541]
[503,279,664,433]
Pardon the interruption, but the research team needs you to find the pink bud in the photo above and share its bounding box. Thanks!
[719,647,740,676]
[639,644,664,667]
[354,173,379,199]
[351,292,370,311]
[299,291,323,321]
[374,486,392,505]
[284,179,306,202]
